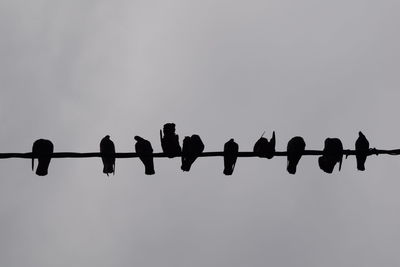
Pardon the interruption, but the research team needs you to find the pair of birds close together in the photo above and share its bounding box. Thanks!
[317,131,369,173]
[160,123,207,172]
[100,135,155,176]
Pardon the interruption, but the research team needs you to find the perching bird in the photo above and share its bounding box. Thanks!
[355,131,369,171]
[286,136,306,174]
[318,138,343,173]
[253,131,276,159]
[181,134,205,172]
[32,139,54,176]
[100,135,115,176]
[160,123,181,158]
[181,136,191,171]
[134,136,155,175]
[223,138,239,175]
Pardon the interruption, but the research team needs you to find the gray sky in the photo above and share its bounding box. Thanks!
[1,0,400,266]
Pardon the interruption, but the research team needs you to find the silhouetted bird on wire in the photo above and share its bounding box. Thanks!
[253,131,276,159]
[32,139,54,176]
[160,123,181,158]
[181,135,204,171]
[355,131,369,171]
[318,138,343,173]
[134,136,155,175]
[286,136,306,174]
[100,135,115,176]
[223,139,239,175]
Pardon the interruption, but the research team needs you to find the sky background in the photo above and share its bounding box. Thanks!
[1,0,400,266]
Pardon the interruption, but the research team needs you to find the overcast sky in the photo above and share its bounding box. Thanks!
[1,0,400,266]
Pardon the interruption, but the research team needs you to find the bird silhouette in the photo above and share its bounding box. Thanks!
[286,136,306,174]
[100,135,115,176]
[318,138,343,173]
[32,139,54,176]
[355,131,369,171]
[253,131,276,159]
[223,138,239,175]
[160,123,181,158]
[181,134,205,172]
[134,136,155,175]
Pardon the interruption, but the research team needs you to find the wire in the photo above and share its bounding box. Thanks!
[2,148,400,159]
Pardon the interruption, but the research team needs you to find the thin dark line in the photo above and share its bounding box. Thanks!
[0,148,399,159]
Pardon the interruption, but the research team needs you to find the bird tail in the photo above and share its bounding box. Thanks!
[287,158,299,174]
[35,158,51,176]
[143,157,155,175]
[103,164,114,175]
[223,162,234,175]
[223,169,233,175]
[357,156,366,171]
[287,163,296,174]
[36,169,48,176]
[271,131,276,146]
[357,161,365,171]
[36,166,48,176]
[181,160,191,172]
[145,165,155,175]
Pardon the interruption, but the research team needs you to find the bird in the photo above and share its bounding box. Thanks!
[160,123,181,158]
[223,138,239,175]
[253,131,276,159]
[32,139,54,176]
[318,138,343,173]
[286,136,306,174]
[100,135,115,176]
[181,136,191,171]
[355,131,369,171]
[134,136,155,175]
[181,134,205,171]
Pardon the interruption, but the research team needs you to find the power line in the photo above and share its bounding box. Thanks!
[1,148,400,159]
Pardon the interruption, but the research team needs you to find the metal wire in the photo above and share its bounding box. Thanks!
[1,148,399,159]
